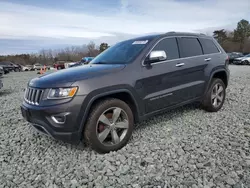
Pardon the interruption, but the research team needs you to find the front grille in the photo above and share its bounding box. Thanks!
[24,87,44,105]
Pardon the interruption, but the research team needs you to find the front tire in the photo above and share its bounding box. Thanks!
[84,98,134,153]
[243,60,249,65]
[201,78,226,112]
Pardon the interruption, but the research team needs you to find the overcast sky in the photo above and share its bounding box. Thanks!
[0,0,249,55]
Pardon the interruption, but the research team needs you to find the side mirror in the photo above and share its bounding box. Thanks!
[144,50,167,66]
[149,50,167,61]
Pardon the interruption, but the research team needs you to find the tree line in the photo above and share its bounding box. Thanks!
[0,19,249,66]
[0,42,109,66]
[213,19,250,54]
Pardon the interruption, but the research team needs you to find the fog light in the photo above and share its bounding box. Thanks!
[51,112,70,124]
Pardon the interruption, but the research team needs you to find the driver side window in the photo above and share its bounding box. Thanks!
[151,37,180,61]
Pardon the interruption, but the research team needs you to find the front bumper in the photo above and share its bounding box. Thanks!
[233,60,243,65]
[3,68,9,74]
[20,95,86,144]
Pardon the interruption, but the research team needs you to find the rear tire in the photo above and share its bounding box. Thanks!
[83,98,134,153]
[201,78,226,112]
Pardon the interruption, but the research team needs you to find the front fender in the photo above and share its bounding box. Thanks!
[76,84,143,135]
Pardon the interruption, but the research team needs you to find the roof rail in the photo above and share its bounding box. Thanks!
[199,33,206,36]
[166,31,176,34]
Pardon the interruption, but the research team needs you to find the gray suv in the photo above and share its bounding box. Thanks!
[21,32,230,153]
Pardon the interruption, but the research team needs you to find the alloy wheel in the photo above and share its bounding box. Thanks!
[96,107,129,146]
[211,83,224,108]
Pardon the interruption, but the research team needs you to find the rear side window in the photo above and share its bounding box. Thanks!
[199,38,220,54]
[152,37,179,60]
[178,37,203,58]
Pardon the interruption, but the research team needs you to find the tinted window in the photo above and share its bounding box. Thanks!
[199,38,219,54]
[152,37,179,60]
[179,37,203,58]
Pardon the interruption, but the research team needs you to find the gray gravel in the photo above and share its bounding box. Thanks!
[0,65,250,188]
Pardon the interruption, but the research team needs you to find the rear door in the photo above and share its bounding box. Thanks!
[197,37,222,85]
[174,37,209,99]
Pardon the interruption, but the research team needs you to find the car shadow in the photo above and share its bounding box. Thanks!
[28,128,90,153]
[134,102,201,131]
[29,102,202,154]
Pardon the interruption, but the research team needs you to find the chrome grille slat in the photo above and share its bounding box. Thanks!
[30,89,34,103]
[31,89,36,103]
[26,88,30,99]
[35,89,40,104]
[28,89,32,101]
[24,87,44,105]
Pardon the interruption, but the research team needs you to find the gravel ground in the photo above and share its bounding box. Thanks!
[0,65,250,188]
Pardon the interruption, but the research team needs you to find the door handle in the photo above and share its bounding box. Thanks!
[204,58,211,62]
[176,63,185,67]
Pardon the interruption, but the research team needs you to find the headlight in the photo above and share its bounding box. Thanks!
[47,87,78,99]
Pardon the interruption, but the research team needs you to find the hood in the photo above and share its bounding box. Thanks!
[28,64,126,88]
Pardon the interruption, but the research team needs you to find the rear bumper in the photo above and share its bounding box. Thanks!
[20,96,86,144]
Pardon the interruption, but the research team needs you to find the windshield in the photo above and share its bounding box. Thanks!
[90,37,154,64]
[244,54,250,57]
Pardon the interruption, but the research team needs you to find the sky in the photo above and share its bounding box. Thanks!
[0,0,249,55]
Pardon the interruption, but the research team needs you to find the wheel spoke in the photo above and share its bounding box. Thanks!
[213,97,218,106]
[214,84,218,94]
[111,129,120,144]
[112,108,121,124]
[115,120,129,129]
[211,94,217,99]
[217,95,223,102]
[98,127,111,143]
[217,86,223,95]
[99,114,111,126]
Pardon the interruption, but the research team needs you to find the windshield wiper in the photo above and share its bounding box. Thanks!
[91,61,109,64]
[92,61,125,64]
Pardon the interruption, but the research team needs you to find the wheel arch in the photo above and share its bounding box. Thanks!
[78,88,141,136]
[205,68,229,94]
[212,70,228,87]
[243,59,250,64]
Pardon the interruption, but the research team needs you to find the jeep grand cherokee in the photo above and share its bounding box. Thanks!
[21,32,230,153]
